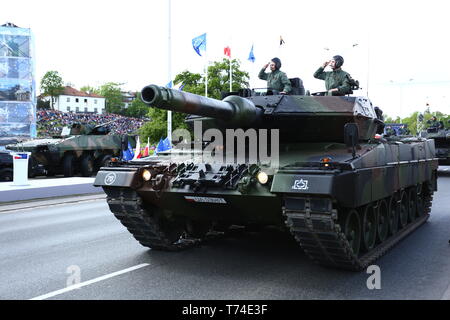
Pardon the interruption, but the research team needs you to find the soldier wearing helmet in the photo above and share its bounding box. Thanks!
[258,57,292,94]
[313,55,352,96]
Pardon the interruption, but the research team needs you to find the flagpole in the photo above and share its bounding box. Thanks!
[205,52,208,97]
[229,37,232,92]
[167,0,172,144]
[229,55,232,92]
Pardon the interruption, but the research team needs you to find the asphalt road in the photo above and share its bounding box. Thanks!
[1,168,450,300]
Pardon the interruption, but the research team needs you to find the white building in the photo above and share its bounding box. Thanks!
[121,91,136,109]
[54,86,106,114]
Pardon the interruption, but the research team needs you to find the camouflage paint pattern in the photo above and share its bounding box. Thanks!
[95,85,438,225]
[7,123,131,176]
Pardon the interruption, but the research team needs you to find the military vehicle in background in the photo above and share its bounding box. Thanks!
[7,122,134,177]
[419,118,450,165]
[94,83,438,271]
[0,137,44,181]
[384,123,411,137]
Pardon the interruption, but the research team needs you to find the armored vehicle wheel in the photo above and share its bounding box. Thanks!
[399,190,409,228]
[27,157,36,178]
[0,168,13,182]
[63,154,75,177]
[408,187,418,222]
[81,154,94,177]
[362,204,377,252]
[98,154,112,169]
[388,195,400,235]
[377,199,389,243]
[343,209,361,256]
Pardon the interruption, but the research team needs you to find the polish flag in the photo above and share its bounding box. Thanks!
[132,136,142,160]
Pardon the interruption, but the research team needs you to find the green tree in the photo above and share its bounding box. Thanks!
[174,58,249,99]
[98,82,124,114]
[140,58,249,144]
[139,108,188,144]
[125,92,150,118]
[80,85,98,94]
[40,71,64,110]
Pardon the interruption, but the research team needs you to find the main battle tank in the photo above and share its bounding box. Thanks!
[7,122,133,177]
[419,119,450,165]
[94,85,438,271]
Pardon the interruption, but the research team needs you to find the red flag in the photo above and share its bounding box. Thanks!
[224,46,231,58]
[143,138,150,157]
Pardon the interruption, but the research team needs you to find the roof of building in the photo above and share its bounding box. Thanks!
[61,86,104,98]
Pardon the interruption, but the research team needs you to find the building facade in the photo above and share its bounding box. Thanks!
[55,86,105,114]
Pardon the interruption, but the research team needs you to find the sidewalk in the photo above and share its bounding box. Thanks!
[0,177,103,203]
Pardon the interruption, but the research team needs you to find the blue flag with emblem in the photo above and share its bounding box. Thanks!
[248,45,255,63]
[192,33,206,57]
[156,137,172,154]
[122,141,134,161]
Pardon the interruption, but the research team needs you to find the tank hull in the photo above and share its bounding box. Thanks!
[95,137,438,270]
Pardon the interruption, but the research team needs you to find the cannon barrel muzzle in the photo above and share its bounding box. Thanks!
[141,84,260,126]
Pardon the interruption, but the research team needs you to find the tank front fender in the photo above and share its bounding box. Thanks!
[94,168,141,188]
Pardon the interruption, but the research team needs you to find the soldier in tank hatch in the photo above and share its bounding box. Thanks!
[313,55,352,96]
[258,57,292,94]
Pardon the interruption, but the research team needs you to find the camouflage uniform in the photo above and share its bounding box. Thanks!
[313,67,352,96]
[258,69,292,93]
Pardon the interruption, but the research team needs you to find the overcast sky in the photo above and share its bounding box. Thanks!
[2,0,449,118]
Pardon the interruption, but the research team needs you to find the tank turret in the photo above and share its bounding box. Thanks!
[141,84,383,142]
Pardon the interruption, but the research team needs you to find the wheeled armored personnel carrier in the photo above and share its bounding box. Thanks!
[419,119,450,165]
[7,122,133,177]
[94,84,438,271]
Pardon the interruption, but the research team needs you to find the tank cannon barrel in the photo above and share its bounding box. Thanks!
[141,84,260,126]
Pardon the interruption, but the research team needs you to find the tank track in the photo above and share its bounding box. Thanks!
[104,187,201,251]
[283,190,433,271]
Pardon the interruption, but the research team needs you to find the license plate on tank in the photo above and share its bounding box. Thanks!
[184,196,227,204]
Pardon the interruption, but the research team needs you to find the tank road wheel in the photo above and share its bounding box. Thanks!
[63,154,75,177]
[408,187,418,222]
[81,154,94,177]
[388,195,399,235]
[343,209,361,257]
[362,203,377,252]
[416,184,425,217]
[377,199,389,243]
[399,190,409,228]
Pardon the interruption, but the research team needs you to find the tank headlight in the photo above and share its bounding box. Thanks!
[142,169,152,181]
[257,171,269,184]
[320,157,332,168]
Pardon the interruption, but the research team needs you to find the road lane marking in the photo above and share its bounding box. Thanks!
[29,263,150,300]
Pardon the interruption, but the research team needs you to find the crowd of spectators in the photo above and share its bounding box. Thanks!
[37,109,146,137]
